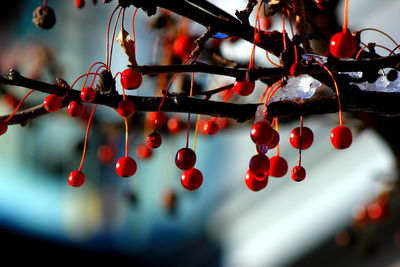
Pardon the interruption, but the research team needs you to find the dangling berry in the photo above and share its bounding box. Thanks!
[289,126,314,150]
[269,156,288,178]
[117,99,135,118]
[115,156,137,177]
[0,119,8,136]
[250,121,274,145]
[175,148,196,170]
[146,112,168,128]
[43,94,62,112]
[167,117,185,134]
[136,143,152,160]
[291,166,306,182]
[261,17,271,30]
[249,153,270,180]
[330,126,352,149]
[268,130,280,149]
[75,0,85,8]
[233,79,255,96]
[68,101,84,118]
[245,170,268,191]
[329,31,357,59]
[172,35,195,60]
[68,170,86,187]
[181,168,203,191]
[146,131,162,149]
[80,87,96,103]
[367,200,388,221]
[120,68,142,90]
[202,120,219,135]
[97,145,114,163]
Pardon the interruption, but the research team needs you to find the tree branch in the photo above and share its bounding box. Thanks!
[2,70,400,127]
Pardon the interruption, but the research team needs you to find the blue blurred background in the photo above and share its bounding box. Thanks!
[1,0,400,266]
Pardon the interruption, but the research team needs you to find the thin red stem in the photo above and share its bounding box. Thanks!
[106,6,121,70]
[342,0,349,32]
[5,89,35,123]
[109,7,123,71]
[124,117,129,157]
[78,104,98,172]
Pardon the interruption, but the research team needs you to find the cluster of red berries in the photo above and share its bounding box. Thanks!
[244,119,353,191]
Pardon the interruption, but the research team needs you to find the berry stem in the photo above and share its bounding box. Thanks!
[316,62,343,126]
[342,0,349,32]
[275,118,280,156]
[4,89,35,123]
[62,72,99,99]
[281,9,287,52]
[155,73,179,130]
[185,72,195,148]
[132,8,138,48]
[124,117,129,157]
[355,43,392,60]
[89,65,107,88]
[357,28,398,47]
[82,62,107,88]
[106,6,121,70]
[193,114,201,151]
[108,7,123,71]
[266,52,283,68]
[298,116,304,166]
[78,104,98,172]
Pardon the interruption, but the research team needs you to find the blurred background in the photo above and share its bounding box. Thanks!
[1,0,400,266]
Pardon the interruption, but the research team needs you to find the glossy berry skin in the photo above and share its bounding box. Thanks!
[291,166,306,182]
[175,148,196,170]
[245,170,268,191]
[75,0,85,8]
[146,131,162,149]
[250,121,274,145]
[80,87,96,103]
[269,156,288,178]
[0,119,8,136]
[68,170,86,187]
[67,101,84,118]
[173,35,195,60]
[120,68,142,90]
[233,79,255,96]
[115,156,137,177]
[136,143,152,160]
[330,126,352,149]
[268,130,280,149]
[117,99,135,118]
[167,117,184,134]
[202,120,219,135]
[249,153,270,180]
[43,94,62,112]
[329,31,357,59]
[181,168,203,191]
[289,126,314,150]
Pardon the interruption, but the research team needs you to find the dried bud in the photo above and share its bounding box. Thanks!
[96,70,116,95]
[32,5,56,30]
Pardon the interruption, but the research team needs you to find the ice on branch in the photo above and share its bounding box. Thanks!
[269,75,321,102]
[351,71,400,92]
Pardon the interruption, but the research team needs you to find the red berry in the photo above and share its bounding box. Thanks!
[67,101,84,118]
[120,68,142,90]
[146,131,162,149]
[97,145,114,163]
[43,94,62,112]
[249,153,270,180]
[117,99,135,118]
[367,200,388,221]
[269,156,288,178]
[250,121,274,145]
[175,148,196,170]
[173,35,195,60]
[329,31,357,59]
[268,130,280,149]
[167,117,184,134]
[261,17,271,30]
[330,126,352,149]
[146,112,168,128]
[74,0,85,8]
[289,126,314,150]
[115,156,137,177]
[291,165,306,182]
[233,79,255,96]
[181,168,203,191]
[202,120,219,135]
[68,170,86,187]
[136,143,152,160]
[254,31,262,44]
[245,170,268,191]
[80,87,96,103]
[0,119,8,136]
